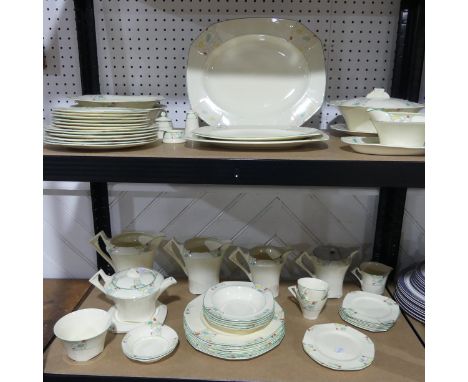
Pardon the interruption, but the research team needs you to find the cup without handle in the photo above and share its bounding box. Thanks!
[162,238,188,276]
[228,248,252,281]
[89,231,115,271]
[89,269,112,295]
[295,252,316,278]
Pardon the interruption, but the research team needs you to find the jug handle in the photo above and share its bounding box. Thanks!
[295,253,316,278]
[288,285,298,299]
[163,239,188,276]
[228,250,252,281]
[351,267,363,283]
[89,269,112,294]
[89,232,115,271]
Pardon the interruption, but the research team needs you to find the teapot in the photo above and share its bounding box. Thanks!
[229,246,293,297]
[90,231,165,273]
[163,237,231,294]
[89,267,176,323]
[296,245,358,298]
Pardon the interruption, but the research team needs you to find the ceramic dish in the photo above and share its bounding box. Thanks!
[43,138,160,150]
[187,18,325,127]
[187,132,329,150]
[121,323,178,362]
[108,303,167,334]
[73,94,164,108]
[53,107,151,115]
[329,123,377,137]
[302,323,374,370]
[341,136,424,156]
[193,126,322,141]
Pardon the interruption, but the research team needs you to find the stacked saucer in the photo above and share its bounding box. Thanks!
[394,262,425,323]
[184,282,285,360]
[339,291,400,332]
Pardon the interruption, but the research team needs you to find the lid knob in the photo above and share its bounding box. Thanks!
[366,88,390,100]
[126,268,140,279]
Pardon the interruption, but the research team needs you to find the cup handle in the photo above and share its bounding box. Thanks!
[228,251,252,281]
[288,285,298,299]
[89,269,112,294]
[163,240,188,276]
[89,231,115,271]
[295,253,316,278]
[351,268,363,283]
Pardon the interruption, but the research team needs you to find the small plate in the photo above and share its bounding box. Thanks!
[330,123,377,136]
[341,136,425,156]
[107,303,167,334]
[122,323,178,363]
[302,323,375,371]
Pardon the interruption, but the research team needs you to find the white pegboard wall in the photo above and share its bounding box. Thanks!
[43,0,400,128]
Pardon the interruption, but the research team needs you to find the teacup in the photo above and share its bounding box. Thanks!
[54,308,112,362]
[351,261,393,295]
[288,278,329,320]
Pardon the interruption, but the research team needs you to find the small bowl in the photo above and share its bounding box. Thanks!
[54,308,111,362]
[122,323,178,363]
[163,129,186,143]
[369,111,425,147]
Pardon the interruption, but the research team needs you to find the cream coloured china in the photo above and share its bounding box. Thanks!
[193,126,322,141]
[108,303,167,334]
[351,261,393,295]
[43,139,159,150]
[229,246,293,297]
[289,278,328,320]
[89,267,176,322]
[184,295,285,360]
[73,94,164,109]
[329,123,377,136]
[186,132,329,150]
[89,231,165,273]
[53,107,153,115]
[54,308,112,362]
[187,18,325,127]
[163,238,231,294]
[163,129,186,143]
[368,110,425,147]
[330,88,424,133]
[185,110,199,138]
[296,246,358,298]
[302,323,375,370]
[122,323,178,363]
[45,127,158,139]
[341,136,425,156]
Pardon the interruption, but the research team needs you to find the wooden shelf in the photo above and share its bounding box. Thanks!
[44,281,424,382]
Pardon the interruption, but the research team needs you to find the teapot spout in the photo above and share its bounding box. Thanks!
[157,277,177,298]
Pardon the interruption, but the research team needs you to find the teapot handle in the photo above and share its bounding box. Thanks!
[163,239,188,276]
[89,231,115,271]
[295,253,316,278]
[351,267,363,283]
[228,250,252,281]
[89,269,112,294]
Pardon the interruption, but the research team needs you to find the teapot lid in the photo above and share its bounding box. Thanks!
[330,88,424,109]
[105,267,162,299]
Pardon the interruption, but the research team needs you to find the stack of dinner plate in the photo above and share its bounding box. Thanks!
[339,291,400,332]
[394,262,425,323]
[44,95,165,150]
[184,281,285,360]
[187,126,329,149]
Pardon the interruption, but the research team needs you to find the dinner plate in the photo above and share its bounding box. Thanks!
[187,18,325,127]
[45,126,158,136]
[187,132,329,149]
[329,123,377,136]
[341,136,425,156]
[74,94,164,109]
[53,107,151,115]
[302,323,374,371]
[43,139,159,150]
[193,126,322,141]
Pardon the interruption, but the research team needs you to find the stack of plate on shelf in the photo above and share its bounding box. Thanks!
[339,291,400,332]
[394,262,425,323]
[188,126,329,149]
[44,95,165,150]
[184,281,285,360]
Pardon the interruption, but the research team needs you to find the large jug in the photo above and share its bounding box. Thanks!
[229,246,293,297]
[163,237,231,294]
[90,231,165,273]
[296,245,358,298]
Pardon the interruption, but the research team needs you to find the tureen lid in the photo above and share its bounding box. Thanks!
[155,111,171,122]
[330,88,424,109]
[105,267,162,299]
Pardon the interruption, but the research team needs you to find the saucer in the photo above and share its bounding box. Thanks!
[122,323,178,363]
[330,123,377,136]
[108,302,167,334]
[341,136,425,156]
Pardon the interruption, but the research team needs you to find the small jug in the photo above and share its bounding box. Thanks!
[296,245,358,298]
[229,246,293,297]
[351,261,393,295]
[90,231,166,273]
[163,237,231,294]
